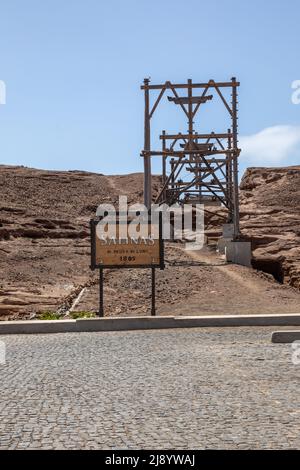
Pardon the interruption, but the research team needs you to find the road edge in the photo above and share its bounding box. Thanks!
[1,313,300,334]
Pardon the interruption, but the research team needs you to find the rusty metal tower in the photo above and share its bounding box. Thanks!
[141,77,241,238]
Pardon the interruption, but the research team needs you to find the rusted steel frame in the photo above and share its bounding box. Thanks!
[180,142,213,150]
[208,159,228,178]
[181,190,213,195]
[181,135,188,145]
[173,181,226,188]
[141,81,240,90]
[185,158,227,164]
[170,139,179,150]
[171,133,187,149]
[155,195,228,221]
[159,155,227,202]
[149,85,167,119]
[162,130,167,196]
[190,168,227,189]
[231,77,240,237]
[170,159,176,190]
[186,164,211,189]
[171,162,186,190]
[203,184,227,190]
[192,85,210,118]
[168,82,189,119]
[214,85,232,116]
[197,158,227,181]
[155,156,185,203]
[183,189,222,194]
[187,79,194,138]
[188,170,212,188]
[168,95,212,104]
[198,155,227,196]
[186,161,217,182]
[174,181,201,187]
[142,77,240,217]
[141,149,233,157]
[226,128,233,218]
[206,181,228,190]
[171,175,198,194]
[217,163,227,180]
[215,136,225,150]
[143,78,151,209]
[188,139,212,152]
[159,132,233,140]
[175,177,228,208]
[182,152,227,189]
[175,160,227,193]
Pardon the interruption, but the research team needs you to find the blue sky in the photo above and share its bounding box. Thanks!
[0,0,300,177]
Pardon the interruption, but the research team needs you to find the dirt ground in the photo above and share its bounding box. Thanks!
[71,243,300,317]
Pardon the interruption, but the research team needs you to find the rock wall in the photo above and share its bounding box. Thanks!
[240,166,300,288]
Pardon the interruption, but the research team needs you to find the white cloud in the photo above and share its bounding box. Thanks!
[239,125,300,165]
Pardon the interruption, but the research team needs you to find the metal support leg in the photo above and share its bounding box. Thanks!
[151,268,156,316]
[99,268,104,317]
[143,78,152,209]
[231,77,240,239]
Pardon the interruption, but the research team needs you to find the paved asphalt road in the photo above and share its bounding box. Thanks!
[0,327,299,449]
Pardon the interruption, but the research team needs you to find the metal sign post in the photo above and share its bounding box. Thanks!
[99,268,104,317]
[151,267,156,316]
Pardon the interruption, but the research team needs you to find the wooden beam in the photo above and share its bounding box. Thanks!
[167,95,213,104]
[159,133,233,140]
[141,80,240,90]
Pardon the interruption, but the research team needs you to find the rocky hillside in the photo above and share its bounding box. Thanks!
[1,164,300,318]
[240,166,300,289]
[0,165,161,318]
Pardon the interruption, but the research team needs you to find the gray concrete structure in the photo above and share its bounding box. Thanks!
[217,223,235,255]
[222,223,235,239]
[272,330,300,343]
[225,241,252,267]
[217,238,228,254]
[1,314,300,335]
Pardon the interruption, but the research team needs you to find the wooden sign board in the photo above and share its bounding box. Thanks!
[90,218,164,270]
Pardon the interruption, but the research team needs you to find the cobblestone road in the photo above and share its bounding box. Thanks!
[0,327,299,449]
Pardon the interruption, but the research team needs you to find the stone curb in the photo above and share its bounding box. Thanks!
[271,330,300,343]
[1,313,300,334]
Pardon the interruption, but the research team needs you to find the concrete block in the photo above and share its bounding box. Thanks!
[217,238,231,254]
[76,316,178,332]
[1,314,300,335]
[176,314,300,328]
[225,241,252,267]
[0,320,77,335]
[77,314,300,331]
[272,330,300,343]
[222,223,234,239]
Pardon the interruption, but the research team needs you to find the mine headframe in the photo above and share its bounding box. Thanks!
[140,77,241,238]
